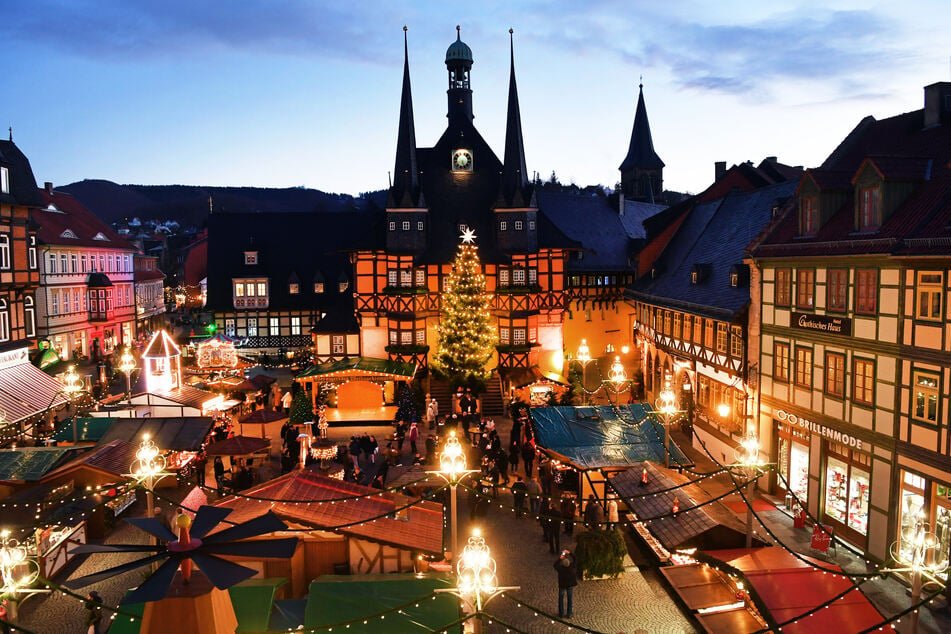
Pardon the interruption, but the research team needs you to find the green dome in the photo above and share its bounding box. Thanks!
[445,28,473,65]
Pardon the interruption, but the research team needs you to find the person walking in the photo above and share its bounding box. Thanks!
[508,440,520,475]
[368,435,379,464]
[349,436,361,470]
[583,494,604,530]
[539,458,553,497]
[521,442,535,478]
[84,591,103,634]
[511,476,527,518]
[554,550,578,619]
[527,477,542,514]
[281,388,293,414]
[426,396,439,431]
[213,456,226,492]
[408,422,419,455]
[606,495,620,531]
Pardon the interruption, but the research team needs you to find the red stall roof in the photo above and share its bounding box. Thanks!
[707,548,894,633]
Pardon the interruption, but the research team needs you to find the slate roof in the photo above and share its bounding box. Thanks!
[42,439,139,481]
[36,188,134,249]
[213,470,445,555]
[537,191,663,271]
[0,140,44,208]
[619,85,665,171]
[629,180,799,319]
[96,416,214,452]
[205,212,367,333]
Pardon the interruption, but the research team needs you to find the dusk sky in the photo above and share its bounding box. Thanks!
[4,1,949,197]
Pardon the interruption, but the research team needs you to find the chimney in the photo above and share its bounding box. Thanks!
[44,181,53,194]
[715,161,727,180]
[924,82,951,128]
[765,156,777,163]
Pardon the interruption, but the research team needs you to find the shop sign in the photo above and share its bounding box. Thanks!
[0,347,28,371]
[810,524,833,552]
[775,410,864,451]
[791,312,852,336]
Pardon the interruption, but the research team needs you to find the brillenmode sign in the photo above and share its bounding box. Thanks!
[791,312,852,336]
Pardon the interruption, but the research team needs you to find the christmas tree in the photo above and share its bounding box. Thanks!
[394,383,418,423]
[288,383,314,425]
[433,229,496,386]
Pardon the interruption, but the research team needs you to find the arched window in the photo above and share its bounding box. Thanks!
[24,295,35,338]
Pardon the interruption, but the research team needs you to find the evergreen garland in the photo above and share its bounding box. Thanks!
[432,234,496,385]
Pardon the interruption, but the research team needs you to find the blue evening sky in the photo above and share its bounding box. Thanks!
[3,1,948,197]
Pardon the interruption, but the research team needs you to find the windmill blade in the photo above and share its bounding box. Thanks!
[191,552,257,590]
[126,517,178,542]
[188,505,234,540]
[203,537,298,559]
[121,558,181,605]
[70,543,164,555]
[201,512,288,544]
[65,553,167,588]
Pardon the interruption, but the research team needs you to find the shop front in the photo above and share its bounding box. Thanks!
[896,469,951,581]
[776,422,810,506]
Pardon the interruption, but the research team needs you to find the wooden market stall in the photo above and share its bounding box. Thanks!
[96,417,215,480]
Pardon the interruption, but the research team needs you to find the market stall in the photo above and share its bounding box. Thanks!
[96,417,215,482]
[238,408,285,438]
[504,367,570,406]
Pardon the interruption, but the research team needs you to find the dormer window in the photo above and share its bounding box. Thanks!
[389,221,396,231]
[338,281,349,292]
[729,264,749,288]
[314,282,324,293]
[858,187,881,231]
[289,283,299,294]
[244,251,258,265]
[92,232,109,241]
[60,229,78,239]
[730,272,738,287]
[515,221,523,230]
[801,196,819,236]
[0,167,8,194]
[691,270,699,284]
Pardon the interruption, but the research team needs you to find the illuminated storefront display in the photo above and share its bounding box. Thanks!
[776,423,809,504]
[898,471,951,579]
[823,442,870,542]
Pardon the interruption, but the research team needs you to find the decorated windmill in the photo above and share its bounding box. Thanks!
[68,505,297,634]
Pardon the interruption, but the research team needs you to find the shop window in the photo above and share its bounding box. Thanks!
[730,326,743,358]
[270,317,279,335]
[778,423,809,503]
[225,319,235,337]
[332,335,344,354]
[935,485,951,576]
[775,268,792,307]
[912,370,940,424]
[825,352,845,397]
[247,320,257,337]
[916,271,944,321]
[824,445,870,536]
[800,196,819,236]
[795,347,812,388]
[716,323,727,353]
[899,471,926,561]
[796,269,815,310]
[855,270,878,314]
[826,269,848,312]
[850,358,874,406]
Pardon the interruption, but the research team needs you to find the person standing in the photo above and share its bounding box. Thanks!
[511,476,527,518]
[281,388,293,414]
[606,495,620,531]
[583,494,604,530]
[521,442,535,478]
[408,422,419,455]
[368,435,379,464]
[539,458,553,497]
[213,456,226,492]
[527,477,542,515]
[554,550,578,619]
[426,396,439,430]
[544,504,563,554]
[561,494,577,536]
[194,451,207,487]
[84,591,103,634]
[349,436,361,470]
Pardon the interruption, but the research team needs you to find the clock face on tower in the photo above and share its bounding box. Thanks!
[452,149,473,172]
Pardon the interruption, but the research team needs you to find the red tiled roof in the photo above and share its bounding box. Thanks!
[214,470,444,555]
[857,156,933,182]
[36,190,134,249]
[134,269,166,282]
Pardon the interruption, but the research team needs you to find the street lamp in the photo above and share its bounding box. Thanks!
[118,345,136,401]
[654,373,682,468]
[881,518,949,634]
[428,431,478,560]
[731,432,764,548]
[571,339,595,405]
[0,530,42,622]
[435,528,519,634]
[129,434,171,565]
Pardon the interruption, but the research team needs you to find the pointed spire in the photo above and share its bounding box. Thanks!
[501,28,528,206]
[7,126,11,142]
[392,26,419,206]
[619,81,664,171]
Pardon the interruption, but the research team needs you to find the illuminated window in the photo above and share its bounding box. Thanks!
[244,251,258,265]
[795,347,813,388]
[401,330,412,345]
[716,323,727,353]
[416,329,425,344]
[801,196,818,235]
[247,320,257,336]
[289,283,299,294]
[415,269,425,286]
[0,167,8,194]
[774,342,790,382]
[775,268,791,307]
[499,269,509,285]
[513,329,526,345]
[389,221,396,231]
[389,330,397,345]
[528,268,537,284]
[856,270,877,314]
[500,221,507,231]
[529,220,536,230]
[853,358,874,405]
[225,319,235,337]
[269,317,279,335]
[256,282,266,296]
[515,221,523,230]
[673,313,682,339]
[500,327,510,344]
[827,269,848,312]
[916,271,943,321]
[513,268,526,285]
[796,269,815,309]
[693,316,703,345]
[825,352,845,397]
[400,269,412,287]
[388,270,398,286]
[730,326,743,357]
[291,317,301,335]
[0,235,8,269]
[704,320,714,348]
[332,335,344,354]
[338,280,349,292]
[402,221,410,231]
[417,221,424,231]
[913,370,940,424]
[858,187,880,231]
[314,282,324,293]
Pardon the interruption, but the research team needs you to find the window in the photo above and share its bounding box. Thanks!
[388,270,398,286]
[72,291,79,313]
[673,313,682,339]
[513,268,526,285]
[389,221,396,231]
[825,352,845,397]
[796,269,815,309]
[256,282,267,297]
[774,342,790,382]
[515,221,523,230]
[916,271,943,321]
[402,221,410,231]
[61,254,68,273]
[415,269,425,286]
[499,327,510,344]
[855,270,877,314]
[235,283,245,297]
[528,268,537,284]
[730,271,739,287]
[244,251,258,265]
[827,269,848,312]
[716,323,727,353]
[291,317,301,335]
[775,269,791,307]
[858,187,881,231]
[417,221,424,231]
[0,167,8,194]
[690,270,698,284]
[459,224,466,233]
[683,315,692,343]
[51,291,59,315]
[332,335,344,354]
[24,296,35,338]
[401,330,412,345]
[99,255,105,271]
[694,316,703,345]
[853,358,874,406]
[339,280,348,292]
[269,317,280,335]
[801,196,819,235]
[529,220,536,230]
[247,320,257,337]
[225,319,235,337]
[80,254,87,272]
[48,253,57,274]
[389,330,397,345]
[416,329,425,344]
[244,283,254,297]
[314,282,324,293]
[289,283,299,294]
[500,221,508,231]
[513,328,526,345]
[499,269,510,285]
[663,311,672,335]
[795,347,813,388]
[400,269,412,287]
[0,299,7,342]
[730,326,743,357]
[71,254,77,273]
[0,235,8,269]
[704,320,714,349]
[28,235,36,270]
[912,370,940,424]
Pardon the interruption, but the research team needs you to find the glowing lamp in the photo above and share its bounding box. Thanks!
[717,403,730,418]
[439,431,467,480]
[576,339,590,363]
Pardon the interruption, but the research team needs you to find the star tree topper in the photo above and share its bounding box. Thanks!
[460,227,477,244]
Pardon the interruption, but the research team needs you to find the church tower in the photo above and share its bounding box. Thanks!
[619,83,664,203]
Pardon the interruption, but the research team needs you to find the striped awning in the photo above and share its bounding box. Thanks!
[0,362,69,423]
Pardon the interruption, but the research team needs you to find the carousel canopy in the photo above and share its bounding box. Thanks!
[530,404,691,470]
[205,435,271,457]
[296,357,416,382]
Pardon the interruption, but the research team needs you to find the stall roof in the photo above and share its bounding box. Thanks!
[296,357,417,381]
[304,575,460,633]
[707,548,893,633]
[205,435,271,456]
[42,440,139,482]
[213,470,444,555]
[0,447,81,482]
[505,366,569,389]
[0,358,69,424]
[530,404,691,470]
[51,417,116,443]
[97,417,214,452]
